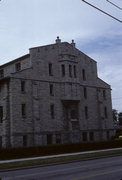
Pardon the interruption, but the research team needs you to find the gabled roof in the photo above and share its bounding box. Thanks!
[0,54,30,69]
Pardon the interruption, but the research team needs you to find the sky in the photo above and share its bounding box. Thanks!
[0,0,122,111]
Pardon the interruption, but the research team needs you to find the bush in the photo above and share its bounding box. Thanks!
[0,140,122,160]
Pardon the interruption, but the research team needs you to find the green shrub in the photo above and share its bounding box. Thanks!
[0,140,122,160]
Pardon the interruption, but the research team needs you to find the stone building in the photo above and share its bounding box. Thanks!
[0,37,115,148]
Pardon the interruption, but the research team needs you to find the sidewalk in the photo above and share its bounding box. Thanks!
[0,147,122,164]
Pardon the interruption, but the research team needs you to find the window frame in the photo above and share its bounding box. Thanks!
[21,80,26,93]
[74,65,77,78]
[0,106,3,123]
[82,69,86,81]
[50,104,55,119]
[49,84,54,96]
[84,87,87,99]
[0,69,4,78]
[15,62,21,72]
[21,104,26,118]
[85,106,88,119]
[48,63,53,76]
[69,65,72,77]
[61,64,65,77]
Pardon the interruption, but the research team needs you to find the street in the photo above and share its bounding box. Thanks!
[0,156,122,180]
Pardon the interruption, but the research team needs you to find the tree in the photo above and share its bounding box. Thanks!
[112,109,118,122]
[118,112,122,125]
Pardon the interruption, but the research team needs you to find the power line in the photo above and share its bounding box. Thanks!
[81,0,122,23]
[106,0,122,10]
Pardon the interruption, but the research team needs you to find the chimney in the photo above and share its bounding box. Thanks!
[55,36,61,44]
[71,40,75,48]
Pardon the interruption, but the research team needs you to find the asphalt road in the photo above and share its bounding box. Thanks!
[0,156,122,180]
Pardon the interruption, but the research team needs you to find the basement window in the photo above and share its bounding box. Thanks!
[56,134,61,144]
[23,135,27,146]
[82,132,87,141]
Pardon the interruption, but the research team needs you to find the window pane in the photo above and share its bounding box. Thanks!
[50,84,54,96]
[0,69,4,78]
[21,81,25,92]
[82,69,86,81]
[103,90,106,99]
[50,104,55,119]
[23,135,27,146]
[74,65,77,78]
[0,106,3,123]
[49,63,53,76]
[84,87,87,99]
[89,132,94,141]
[56,134,61,144]
[85,106,88,119]
[22,104,26,117]
[61,64,65,77]
[16,63,21,71]
[82,132,87,141]
[47,134,52,144]
[69,65,72,77]
[104,106,108,118]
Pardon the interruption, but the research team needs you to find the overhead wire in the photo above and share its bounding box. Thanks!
[81,0,122,23]
[106,0,122,10]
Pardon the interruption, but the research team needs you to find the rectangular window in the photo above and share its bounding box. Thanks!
[82,132,87,141]
[0,69,4,78]
[23,135,27,146]
[107,131,109,140]
[82,69,86,81]
[103,90,106,100]
[0,106,3,123]
[104,106,108,118]
[61,64,65,77]
[15,63,21,71]
[49,84,54,96]
[74,65,77,78]
[84,87,87,99]
[56,134,61,144]
[69,65,72,77]
[71,121,79,130]
[89,132,94,141]
[49,63,53,76]
[21,80,25,93]
[47,134,52,144]
[85,106,88,119]
[21,104,26,118]
[50,104,55,119]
